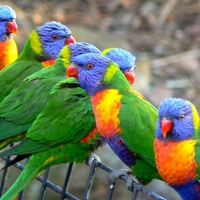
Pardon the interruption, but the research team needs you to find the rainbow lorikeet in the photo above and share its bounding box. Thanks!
[154,97,200,200]
[0,5,18,70]
[66,53,161,184]
[0,42,101,150]
[0,20,75,103]
[0,48,136,200]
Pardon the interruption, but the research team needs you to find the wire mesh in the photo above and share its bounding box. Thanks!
[0,156,166,200]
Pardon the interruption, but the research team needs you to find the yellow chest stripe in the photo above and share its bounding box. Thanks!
[91,89,122,138]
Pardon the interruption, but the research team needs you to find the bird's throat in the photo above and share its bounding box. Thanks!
[90,89,122,138]
[0,38,18,70]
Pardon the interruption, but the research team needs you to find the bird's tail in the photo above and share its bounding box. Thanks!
[0,142,91,200]
[0,154,44,200]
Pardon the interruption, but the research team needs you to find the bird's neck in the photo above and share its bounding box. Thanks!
[18,37,55,68]
[0,37,18,70]
[90,89,123,138]
[18,37,38,60]
[54,55,71,69]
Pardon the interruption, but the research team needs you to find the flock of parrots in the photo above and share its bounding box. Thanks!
[0,4,199,200]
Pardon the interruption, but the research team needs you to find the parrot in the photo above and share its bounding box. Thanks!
[0,5,18,70]
[0,42,101,150]
[0,20,75,103]
[65,53,161,184]
[0,48,136,200]
[154,97,200,200]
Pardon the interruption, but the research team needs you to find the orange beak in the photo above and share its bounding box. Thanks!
[161,118,173,137]
[65,35,76,45]
[6,19,18,34]
[66,63,78,78]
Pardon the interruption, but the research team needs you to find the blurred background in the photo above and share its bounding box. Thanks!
[0,0,200,199]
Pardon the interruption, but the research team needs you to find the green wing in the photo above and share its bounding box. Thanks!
[0,59,43,102]
[26,78,95,145]
[0,64,65,145]
[120,89,158,164]
[117,89,160,183]
[0,78,97,155]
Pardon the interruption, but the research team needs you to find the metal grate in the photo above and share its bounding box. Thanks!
[0,156,166,200]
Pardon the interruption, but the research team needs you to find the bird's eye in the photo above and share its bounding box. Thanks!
[162,116,171,120]
[86,63,94,70]
[51,34,58,40]
[8,18,14,22]
[67,34,72,38]
[179,114,185,120]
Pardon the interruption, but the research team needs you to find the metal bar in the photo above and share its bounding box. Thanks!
[0,156,10,197]
[0,157,79,200]
[16,190,24,200]
[131,183,139,200]
[131,182,166,200]
[95,161,166,200]
[83,161,97,200]
[35,173,79,200]
[107,182,116,200]
[16,158,30,200]
[60,163,74,200]
[0,156,167,200]
[38,168,51,200]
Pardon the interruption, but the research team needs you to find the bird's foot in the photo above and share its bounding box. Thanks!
[85,153,101,167]
[105,168,132,185]
[125,174,139,191]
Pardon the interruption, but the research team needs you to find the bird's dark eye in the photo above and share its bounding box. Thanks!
[179,114,185,120]
[8,18,14,22]
[67,34,72,38]
[162,116,172,120]
[86,63,94,70]
[51,34,58,40]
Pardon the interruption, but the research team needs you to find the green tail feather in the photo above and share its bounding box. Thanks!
[0,142,93,199]
[0,158,42,200]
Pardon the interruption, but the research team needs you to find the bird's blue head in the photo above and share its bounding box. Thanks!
[0,5,17,41]
[69,42,101,62]
[30,21,76,61]
[66,53,118,96]
[103,48,136,85]
[156,97,199,141]
[58,42,101,68]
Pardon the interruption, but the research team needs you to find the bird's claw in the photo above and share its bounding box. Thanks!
[105,168,131,185]
[85,153,101,167]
